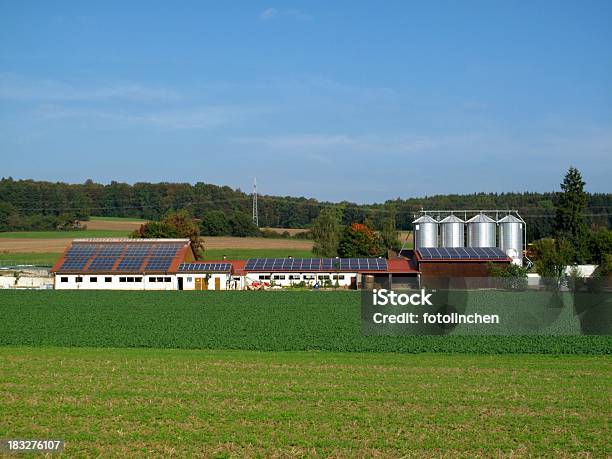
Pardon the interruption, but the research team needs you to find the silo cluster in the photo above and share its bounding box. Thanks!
[412,212,524,264]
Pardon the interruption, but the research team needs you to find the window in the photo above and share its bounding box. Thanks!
[76,276,83,283]
[90,277,97,283]
[135,277,142,282]
[259,275,270,280]
[164,277,171,282]
[333,275,345,280]
[105,277,112,283]
[119,277,127,283]
[303,275,315,280]
[187,277,193,282]
[127,277,134,283]
[60,277,68,283]
[157,277,164,282]
[149,277,156,282]
[272,275,285,280]
[289,275,301,280]
[318,275,330,280]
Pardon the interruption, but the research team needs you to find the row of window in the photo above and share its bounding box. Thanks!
[60,276,172,283]
[259,274,346,281]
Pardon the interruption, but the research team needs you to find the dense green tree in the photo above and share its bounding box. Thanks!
[132,210,203,257]
[338,223,384,257]
[0,202,18,231]
[200,210,231,236]
[555,167,590,263]
[533,237,574,283]
[312,207,343,257]
[228,211,260,237]
[380,206,400,250]
[588,228,612,265]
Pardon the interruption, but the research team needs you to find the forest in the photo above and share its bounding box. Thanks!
[0,177,610,240]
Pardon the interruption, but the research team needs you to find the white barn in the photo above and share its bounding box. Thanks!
[52,239,418,290]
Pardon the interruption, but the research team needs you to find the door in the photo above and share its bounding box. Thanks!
[195,278,202,291]
[202,277,208,290]
[178,277,184,290]
[215,277,221,290]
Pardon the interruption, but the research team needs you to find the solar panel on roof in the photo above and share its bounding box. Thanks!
[417,247,508,260]
[243,257,388,272]
[178,263,231,272]
[144,257,173,271]
[87,257,118,271]
[58,257,90,271]
[117,256,145,271]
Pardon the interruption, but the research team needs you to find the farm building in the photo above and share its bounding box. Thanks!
[50,238,422,290]
[50,238,510,290]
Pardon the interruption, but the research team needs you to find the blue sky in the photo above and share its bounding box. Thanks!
[1,1,610,202]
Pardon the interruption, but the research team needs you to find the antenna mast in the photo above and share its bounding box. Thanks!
[252,177,259,227]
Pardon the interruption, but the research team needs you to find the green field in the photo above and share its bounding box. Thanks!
[0,291,609,354]
[0,229,131,238]
[0,252,59,266]
[0,347,609,456]
[201,248,313,260]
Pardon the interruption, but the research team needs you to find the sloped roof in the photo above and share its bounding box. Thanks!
[51,238,193,274]
[439,214,465,223]
[466,213,496,223]
[412,215,438,224]
[497,214,522,223]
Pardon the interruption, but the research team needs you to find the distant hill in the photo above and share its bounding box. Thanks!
[1,177,610,240]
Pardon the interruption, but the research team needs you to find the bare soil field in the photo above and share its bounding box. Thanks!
[263,227,309,236]
[0,239,75,253]
[202,237,313,250]
[0,236,313,253]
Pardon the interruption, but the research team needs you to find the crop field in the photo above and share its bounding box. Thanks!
[0,291,609,354]
[0,251,60,266]
[0,347,609,456]
[0,234,313,254]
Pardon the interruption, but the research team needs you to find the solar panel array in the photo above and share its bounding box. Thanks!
[244,258,388,272]
[117,256,145,271]
[178,263,232,272]
[144,257,174,271]
[56,242,185,273]
[88,257,117,271]
[417,247,509,260]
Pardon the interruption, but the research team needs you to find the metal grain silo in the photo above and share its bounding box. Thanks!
[439,214,465,247]
[466,213,496,247]
[498,214,523,260]
[412,215,438,248]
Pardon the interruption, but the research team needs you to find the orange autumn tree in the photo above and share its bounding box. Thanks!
[338,223,384,257]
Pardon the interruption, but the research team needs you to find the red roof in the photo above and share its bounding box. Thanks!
[387,258,420,274]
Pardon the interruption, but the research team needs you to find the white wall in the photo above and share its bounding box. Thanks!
[54,274,176,290]
[243,272,357,289]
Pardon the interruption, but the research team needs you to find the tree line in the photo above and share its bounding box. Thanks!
[0,176,610,240]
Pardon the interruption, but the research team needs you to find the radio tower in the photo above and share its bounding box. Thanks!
[252,177,259,227]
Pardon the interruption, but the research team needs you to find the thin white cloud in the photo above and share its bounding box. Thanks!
[35,104,266,130]
[0,73,180,102]
[259,8,312,21]
[234,133,466,154]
